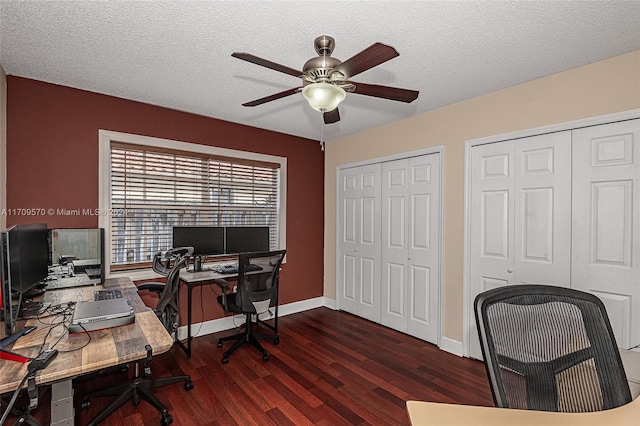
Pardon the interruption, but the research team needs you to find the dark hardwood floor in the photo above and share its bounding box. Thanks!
[6,308,493,425]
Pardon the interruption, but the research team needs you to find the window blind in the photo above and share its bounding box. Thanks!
[110,143,280,269]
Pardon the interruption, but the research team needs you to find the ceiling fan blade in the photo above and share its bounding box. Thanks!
[323,108,341,124]
[349,81,419,103]
[330,43,399,79]
[242,87,302,107]
[232,52,302,78]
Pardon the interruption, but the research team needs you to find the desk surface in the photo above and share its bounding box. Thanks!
[406,397,640,426]
[179,263,275,283]
[0,277,173,395]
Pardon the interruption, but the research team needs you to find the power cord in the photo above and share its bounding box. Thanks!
[0,370,31,426]
[32,303,91,353]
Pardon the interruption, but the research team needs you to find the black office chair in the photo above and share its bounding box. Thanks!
[215,249,286,363]
[137,247,194,335]
[474,284,632,413]
[82,247,195,426]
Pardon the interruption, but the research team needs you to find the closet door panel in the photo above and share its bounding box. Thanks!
[381,159,409,331]
[357,167,382,322]
[339,182,359,314]
[514,132,571,287]
[469,142,515,359]
[337,164,381,321]
[407,154,440,342]
[572,119,640,349]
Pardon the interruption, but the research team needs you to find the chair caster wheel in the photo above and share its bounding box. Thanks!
[262,354,269,361]
[81,400,91,410]
[184,380,194,391]
[161,414,173,425]
[217,341,223,348]
[273,337,280,345]
[222,356,229,364]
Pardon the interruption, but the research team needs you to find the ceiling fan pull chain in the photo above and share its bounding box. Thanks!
[320,112,325,151]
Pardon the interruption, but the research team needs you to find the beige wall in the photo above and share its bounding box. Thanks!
[324,50,640,344]
[0,65,6,230]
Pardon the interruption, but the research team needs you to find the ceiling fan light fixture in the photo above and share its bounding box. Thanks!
[302,82,346,112]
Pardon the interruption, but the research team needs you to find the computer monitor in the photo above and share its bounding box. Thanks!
[225,226,270,254]
[1,223,49,334]
[0,229,15,333]
[49,228,105,282]
[172,226,224,257]
[18,224,49,293]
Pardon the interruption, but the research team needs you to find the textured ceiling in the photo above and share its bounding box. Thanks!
[1,1,639,142]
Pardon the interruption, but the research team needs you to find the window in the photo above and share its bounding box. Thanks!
[99,131,286,274]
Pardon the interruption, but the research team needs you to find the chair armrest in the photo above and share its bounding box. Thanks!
[137,282,166,294]
[214,278,230,310]
[213,278,230,289]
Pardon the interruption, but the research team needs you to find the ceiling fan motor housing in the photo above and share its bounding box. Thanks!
[303,56,342,82]
[303,35,344,84]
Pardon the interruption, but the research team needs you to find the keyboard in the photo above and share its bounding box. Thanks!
[94,289,123,301]
[216,263,263,274]
[85,267,102,279]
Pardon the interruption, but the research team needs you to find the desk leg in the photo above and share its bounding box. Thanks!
[186,282,192,358]
[175,282,193,358]
[50,379,73,426]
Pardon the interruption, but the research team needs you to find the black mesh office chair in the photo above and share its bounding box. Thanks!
[137,247,194,335]
[215,249,286,363]
[474,284,632,413]
[82,247,195,426]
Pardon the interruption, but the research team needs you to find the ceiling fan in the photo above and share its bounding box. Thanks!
[232,35,419,124]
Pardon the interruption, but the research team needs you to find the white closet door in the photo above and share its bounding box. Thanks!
[469,141,515,359]
[572,119,640,349]
[514,132,572,286]
[406,154,441,342]
[337,164,381,322]
[469,133,571,359]
[381,154,441,343]
[381,159,409,331]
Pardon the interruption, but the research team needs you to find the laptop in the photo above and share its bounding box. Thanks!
[71,299,133,326]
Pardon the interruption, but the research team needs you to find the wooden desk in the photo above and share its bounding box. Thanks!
[0,277,173,424]
[406,397,640,426]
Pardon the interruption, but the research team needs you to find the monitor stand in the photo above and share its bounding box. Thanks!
[0,325,36,363]
[23,287,46,299]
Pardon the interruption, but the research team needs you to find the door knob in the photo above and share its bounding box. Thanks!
[507,268,513,273]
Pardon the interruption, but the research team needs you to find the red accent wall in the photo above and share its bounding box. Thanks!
[6,76,324,320]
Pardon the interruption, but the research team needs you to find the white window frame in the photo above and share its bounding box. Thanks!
[98,130,287,280]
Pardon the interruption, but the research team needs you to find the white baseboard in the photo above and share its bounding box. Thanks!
[323,297,337,310]
[176,296,327,340]
[439,336,463,357]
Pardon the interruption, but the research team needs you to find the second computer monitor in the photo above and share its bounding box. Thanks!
[225,226,270,254]
[172,226,225,257]
[49,228,105,282]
